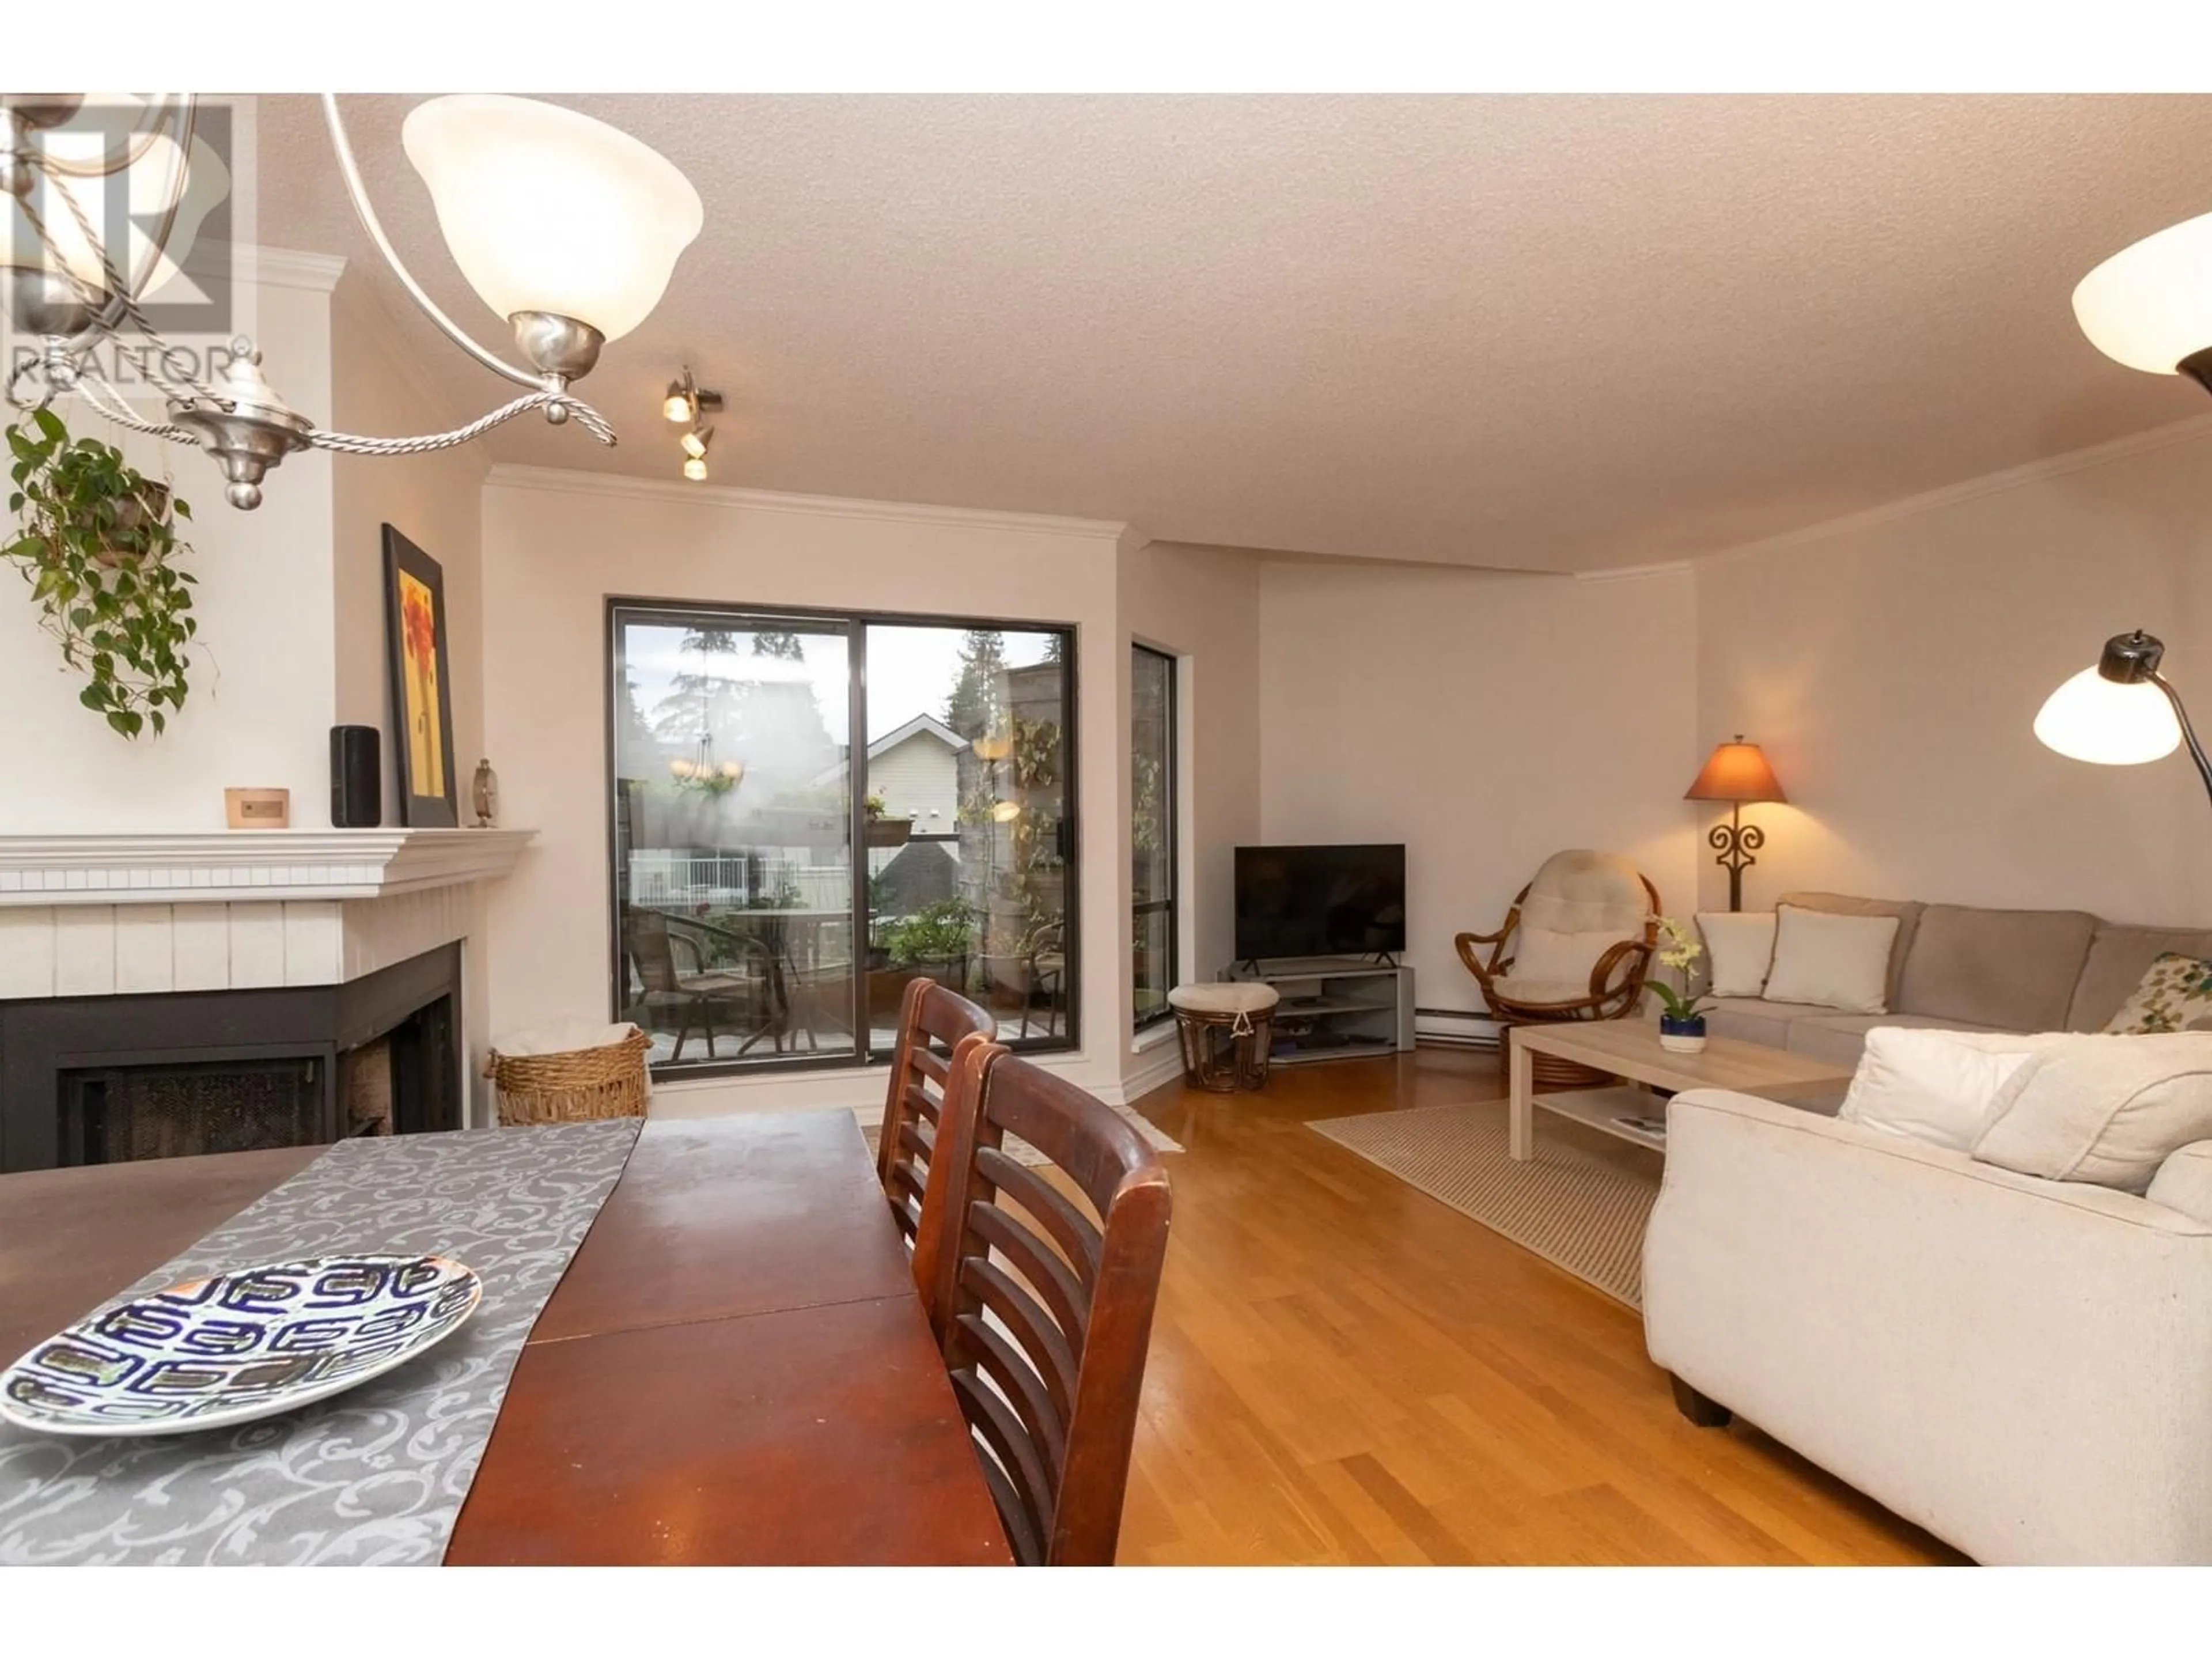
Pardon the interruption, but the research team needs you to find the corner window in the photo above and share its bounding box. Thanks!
[1132,645,1176,1030]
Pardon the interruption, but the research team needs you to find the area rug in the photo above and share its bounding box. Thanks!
[1308,1096,1660,1308]
[860,1102,1181,1168]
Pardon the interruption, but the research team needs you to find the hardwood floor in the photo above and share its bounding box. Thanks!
[1115,1044,1961,1565]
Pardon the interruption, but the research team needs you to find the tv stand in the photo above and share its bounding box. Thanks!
[1221,957,1415,1067]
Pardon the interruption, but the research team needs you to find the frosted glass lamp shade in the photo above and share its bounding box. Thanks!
[402,95,702,343]
[2073,209,2212,376]
[2034,668,2181,766]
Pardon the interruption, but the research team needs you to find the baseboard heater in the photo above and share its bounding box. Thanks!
[1414,1006,1503,1050]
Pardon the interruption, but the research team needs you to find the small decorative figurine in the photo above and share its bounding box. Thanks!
[471,758,499,828]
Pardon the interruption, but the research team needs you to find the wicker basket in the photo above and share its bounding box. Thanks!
[490,1025,652,1125]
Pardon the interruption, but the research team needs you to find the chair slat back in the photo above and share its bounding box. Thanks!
[877,978,997,1250]
[915,1045,1172,1566]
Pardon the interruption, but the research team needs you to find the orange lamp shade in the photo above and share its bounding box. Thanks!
[1684,737,1787,805]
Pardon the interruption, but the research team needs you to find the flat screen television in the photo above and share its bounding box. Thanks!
[1234,843,1406,962]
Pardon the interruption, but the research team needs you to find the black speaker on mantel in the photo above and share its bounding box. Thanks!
[330,725,381,828]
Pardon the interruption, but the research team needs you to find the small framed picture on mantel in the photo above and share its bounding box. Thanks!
[382,524,459,828]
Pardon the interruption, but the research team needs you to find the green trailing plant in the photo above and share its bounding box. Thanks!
[6,409,196,738]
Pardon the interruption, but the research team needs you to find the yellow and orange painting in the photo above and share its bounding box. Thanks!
[398,569,446,800]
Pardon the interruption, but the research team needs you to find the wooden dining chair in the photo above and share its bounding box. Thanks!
[877,976,997,1249]
[912,1045,1173,1566]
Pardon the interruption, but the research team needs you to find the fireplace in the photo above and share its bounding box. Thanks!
[0,946,461,1174]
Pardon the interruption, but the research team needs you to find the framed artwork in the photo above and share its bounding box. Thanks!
[382,524,459,828]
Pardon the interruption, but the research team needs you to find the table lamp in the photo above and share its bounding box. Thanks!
[2034,630,2212,809]
[1685,736,1789,911]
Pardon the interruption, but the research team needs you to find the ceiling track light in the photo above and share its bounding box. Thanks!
[680,421,713,482]
[661,365,724,426]
[2,93,704,509]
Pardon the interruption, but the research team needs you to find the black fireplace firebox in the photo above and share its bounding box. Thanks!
[0,946,461,1175]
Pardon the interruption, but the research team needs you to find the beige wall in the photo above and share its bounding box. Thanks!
[329,278,497,1109]
[1116,537,1263,1090]
[329,278,492,827]
[1696,418,2212,927]
[0,264,337,831]
[478,469,1127,1115]
[1257,559,1701,1019]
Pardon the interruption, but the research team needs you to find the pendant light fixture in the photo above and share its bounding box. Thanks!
[2073,209,2212,393]
[3,93,705,509]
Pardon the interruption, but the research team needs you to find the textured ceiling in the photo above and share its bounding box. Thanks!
[253,94,2212,572]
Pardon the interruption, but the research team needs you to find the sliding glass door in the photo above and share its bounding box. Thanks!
[611,605,1075,1075]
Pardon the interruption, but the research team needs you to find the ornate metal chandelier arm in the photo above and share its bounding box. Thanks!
[307,388,619,456]
[319,93,542,393]
[69,372,194,442]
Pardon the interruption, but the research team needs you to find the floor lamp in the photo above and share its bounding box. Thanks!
[2034,631,2212,809]
[1684,736,1789,912]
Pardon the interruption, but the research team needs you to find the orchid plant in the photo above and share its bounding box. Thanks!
[1647,915,1713,1024]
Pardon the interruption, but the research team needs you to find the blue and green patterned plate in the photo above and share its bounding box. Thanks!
[0,1255,482,1438]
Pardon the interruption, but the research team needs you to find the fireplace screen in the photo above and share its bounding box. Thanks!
[60,1058,329,1165]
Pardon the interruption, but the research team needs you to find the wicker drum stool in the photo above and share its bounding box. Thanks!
[488,1021,652,1125]
[1169,982,1280,1093]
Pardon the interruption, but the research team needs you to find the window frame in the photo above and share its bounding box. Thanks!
[1131,642,1179,1033]
[604,596,1082,1081]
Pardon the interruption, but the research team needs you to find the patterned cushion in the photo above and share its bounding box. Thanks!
[2105,953,2212,1035]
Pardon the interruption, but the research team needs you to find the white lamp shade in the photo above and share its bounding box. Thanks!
[402,95,702,343]
[2,108,204,297]
[2073,209,2212,376]
[2034,667,2182,766]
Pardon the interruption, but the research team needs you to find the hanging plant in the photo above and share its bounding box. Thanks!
[6,408,198,738]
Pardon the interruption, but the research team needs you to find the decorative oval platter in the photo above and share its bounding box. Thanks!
[0,1254,482,1438]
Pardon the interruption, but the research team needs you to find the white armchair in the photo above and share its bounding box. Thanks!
[1642,1089,2212,1565]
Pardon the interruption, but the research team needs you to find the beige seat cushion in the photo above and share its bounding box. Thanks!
[1518,850,1650,937]
[1700,995,1820,1049]
[1775,891,1923,1010]
[1896,903,2096,1032]
[1169,982,1280,1016]
[1513,925,1635,987]
[1972,1033,2212,1193]
[2068,925,2212,1030]
[1491,974,1604,1006]
[1783,1010,2014,1067]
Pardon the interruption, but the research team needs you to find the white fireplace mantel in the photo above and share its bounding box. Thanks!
[0,829,537,907]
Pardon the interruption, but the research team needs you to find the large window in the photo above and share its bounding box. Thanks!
[1132,645,1176,1030]
[610,605,1075,1074]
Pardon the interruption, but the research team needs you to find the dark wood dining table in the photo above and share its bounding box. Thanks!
[0,1111,1011,1566]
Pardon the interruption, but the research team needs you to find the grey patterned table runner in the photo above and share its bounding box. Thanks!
[0,1119,642,1565]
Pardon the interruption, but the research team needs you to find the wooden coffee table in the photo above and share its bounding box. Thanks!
[1508,1019,1855,1161]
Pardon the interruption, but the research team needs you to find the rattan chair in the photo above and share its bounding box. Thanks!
[1455,850,1660,1089]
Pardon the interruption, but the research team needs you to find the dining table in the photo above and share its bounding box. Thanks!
[0,1111,1012,1566]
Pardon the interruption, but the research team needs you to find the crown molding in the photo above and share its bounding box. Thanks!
[1575,559,1694,585]
[222,244,349,296]
[1697,410,2212,570]
[483,463,1129,541]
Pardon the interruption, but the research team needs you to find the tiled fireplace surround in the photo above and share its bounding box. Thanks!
[0,831,532,1172]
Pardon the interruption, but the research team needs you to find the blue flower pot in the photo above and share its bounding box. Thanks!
[1658,1013,1708,1054]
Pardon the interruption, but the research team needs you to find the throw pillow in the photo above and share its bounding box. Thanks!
[1971,1032,2212,1193]
[1514,925,1636,989]
[1761,905,1900,1014]
[2146,1142,2212,1226]
[1697,911,1777,998]
[1837,1027,2070,1152]
[2104,952,2212,1035]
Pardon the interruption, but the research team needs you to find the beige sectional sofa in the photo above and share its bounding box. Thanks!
[1695,890,2212,1066]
